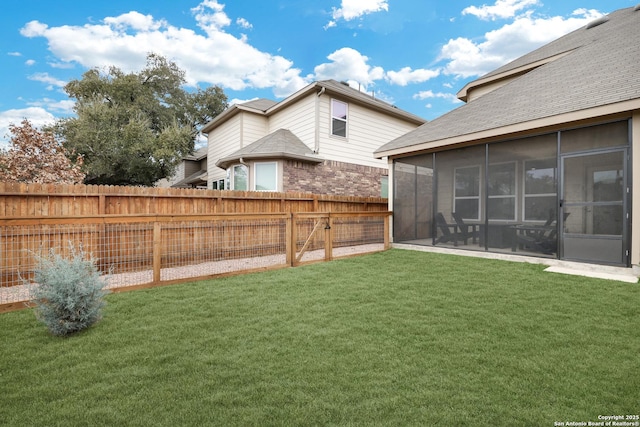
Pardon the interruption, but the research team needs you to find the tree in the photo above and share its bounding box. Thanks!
[53,53,228,186]
[0,119,85,184]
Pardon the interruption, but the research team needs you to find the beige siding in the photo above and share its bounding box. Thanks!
[242,114,269,146]
[318,96,418,168]
[268,93,316,149]
[207,115,243,187]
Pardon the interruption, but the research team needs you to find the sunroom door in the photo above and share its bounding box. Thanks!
[560,149,629,265]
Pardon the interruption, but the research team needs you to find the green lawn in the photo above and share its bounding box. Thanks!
[1,249,638,426]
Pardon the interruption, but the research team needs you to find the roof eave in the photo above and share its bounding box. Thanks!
[201,103,268,134]
[216,152,324,169]
[375,99,640,159]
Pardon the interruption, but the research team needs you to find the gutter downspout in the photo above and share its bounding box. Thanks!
[314,87,325,153]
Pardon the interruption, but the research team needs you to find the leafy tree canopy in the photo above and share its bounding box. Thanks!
[53,54,227,186]
[0,119,85,184]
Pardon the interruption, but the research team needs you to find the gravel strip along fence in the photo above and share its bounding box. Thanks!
[1,243,384,305]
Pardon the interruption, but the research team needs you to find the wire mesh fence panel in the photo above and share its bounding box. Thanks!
[331,216,386,257]
[159,218,288,282]
[333,216,385,246]
[102,223,154,289]
[293,214,387,264]
[0,223,104,304]
[294,217,328,264]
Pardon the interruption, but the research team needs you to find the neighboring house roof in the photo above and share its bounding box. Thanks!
[202,80,425,134]
[168,146,208,188]
[172,169,208,188]
[215,129,323,169]
[184,146,208,162]
[375,6,640,158]
[240,98,279,111]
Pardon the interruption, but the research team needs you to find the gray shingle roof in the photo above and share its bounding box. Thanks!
[171,169,207,188]
[240,98,278,112]
[215,129,323,169]
[375,6,640,157]
[184,146,208,161]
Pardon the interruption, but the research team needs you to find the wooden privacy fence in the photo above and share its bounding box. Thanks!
[0,182,388,216]
[0,211,391,312]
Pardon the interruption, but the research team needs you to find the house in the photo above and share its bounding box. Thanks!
[201,80,426,197]
[374,6,640,267]
[159,146,208,188]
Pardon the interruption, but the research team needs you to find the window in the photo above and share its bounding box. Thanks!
[254,162,277,191]
[231,164,248,191]
[381,176,388,198]
[524,159,556,221]
[331,99,347,137]
[212,179,225,190]
[454,166,480,220]
[488,162,516,220]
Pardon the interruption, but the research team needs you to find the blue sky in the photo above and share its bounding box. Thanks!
[0,0,635,147]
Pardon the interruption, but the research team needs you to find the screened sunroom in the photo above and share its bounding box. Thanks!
[392,120,630,266]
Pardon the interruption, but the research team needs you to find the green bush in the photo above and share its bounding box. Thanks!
[29,244,109,336]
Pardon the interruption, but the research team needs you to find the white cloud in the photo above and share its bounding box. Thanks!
[413,90,459,103]
[314,47,384,87]
[191,0,231,35]
[386,67,440,86]
[327,0,389,28]
[25,59,36,66]
[323,21,337,30]
[103,11,166,31]
[8,52,22,57]
[440,8,605,78]
[228,97,258,106]
[463,0,540,20]
[28,72,67,89]
[19,0,310,98]
[48,61,76,69]
[236,17,252,29]
[333,0,389,20]
[27,98,75,114]
[0,108,57,149]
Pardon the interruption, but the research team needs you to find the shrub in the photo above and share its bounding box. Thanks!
[29,244,109,336]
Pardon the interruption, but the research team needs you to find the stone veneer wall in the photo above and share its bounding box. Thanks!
[283,160,387,197]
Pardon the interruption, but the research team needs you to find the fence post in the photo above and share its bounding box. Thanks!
[325,215,333,261]
[286,213,294,266]
[153,221,162,283]
[384,214,390,249]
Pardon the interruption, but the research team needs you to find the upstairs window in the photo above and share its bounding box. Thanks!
[331,99,347,137]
